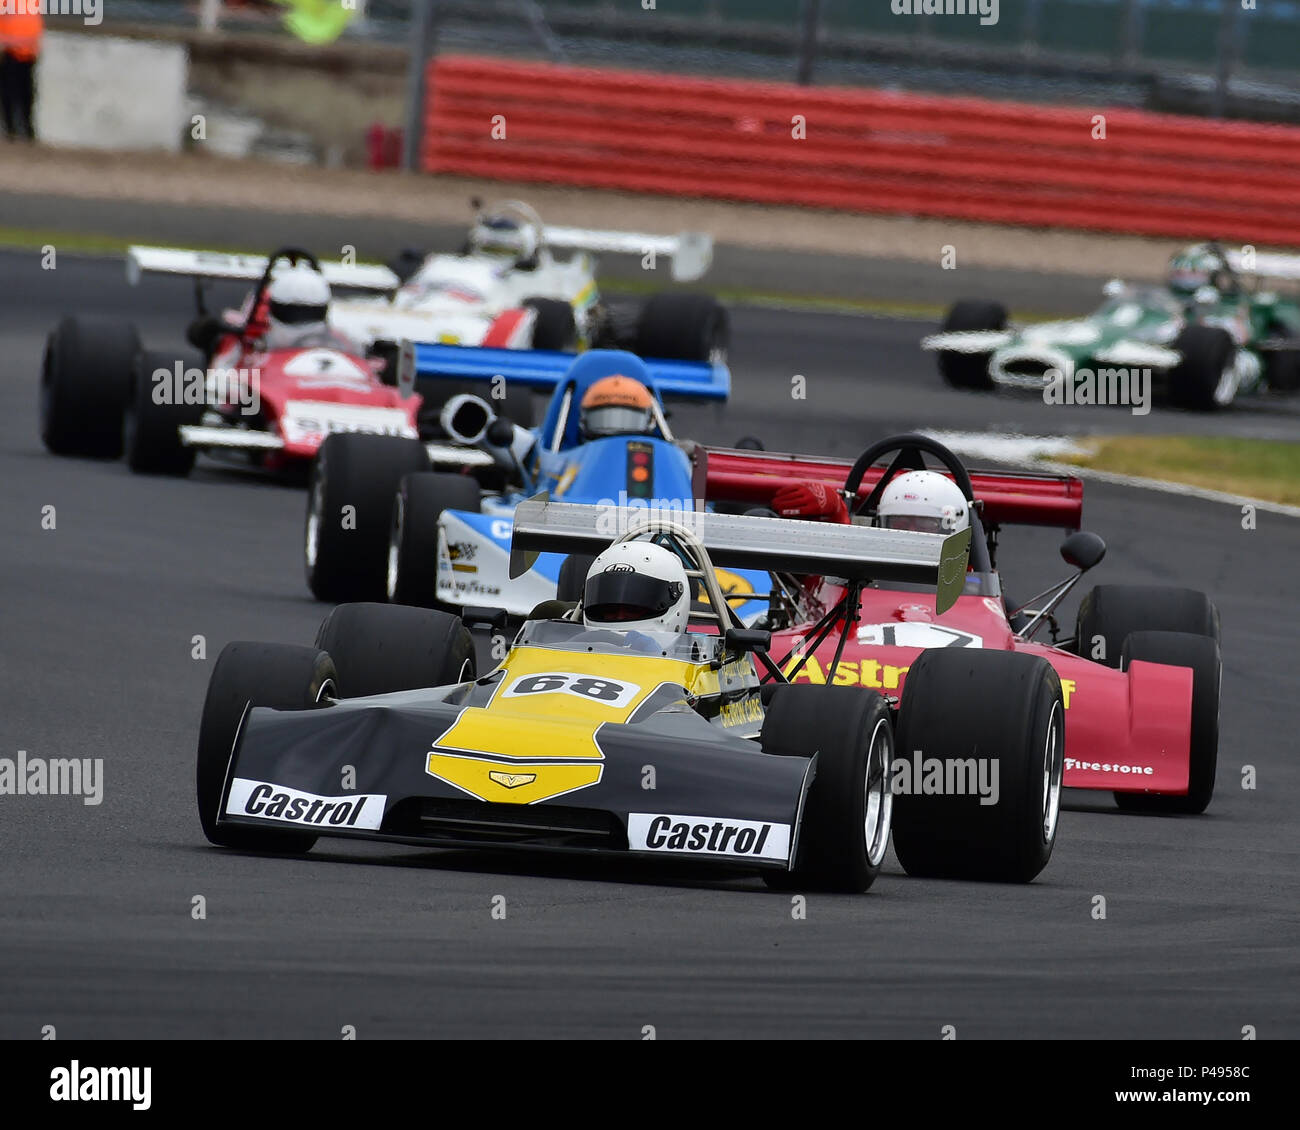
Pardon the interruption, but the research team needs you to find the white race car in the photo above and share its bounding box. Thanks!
[327,200,727,366]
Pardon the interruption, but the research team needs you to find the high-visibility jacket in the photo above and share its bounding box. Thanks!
[0,6,43,62]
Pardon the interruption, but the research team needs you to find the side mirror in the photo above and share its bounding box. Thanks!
[440,393,494,446]
[486,416,515,447]
[725,628,771,655]
[1102,278,1125,298]
[1060,531,1106,572]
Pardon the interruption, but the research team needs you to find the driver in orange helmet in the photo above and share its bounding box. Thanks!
[579,375,656,439]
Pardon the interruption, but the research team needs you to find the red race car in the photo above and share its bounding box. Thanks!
[695,433,1222,817]
[40,247,421,477]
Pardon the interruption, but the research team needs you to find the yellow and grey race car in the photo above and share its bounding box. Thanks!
[196,502,1064,892]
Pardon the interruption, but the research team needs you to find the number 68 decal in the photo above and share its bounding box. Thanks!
[502,672,640,708]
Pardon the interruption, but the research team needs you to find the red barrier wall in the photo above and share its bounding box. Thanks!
[424,55,1300,246]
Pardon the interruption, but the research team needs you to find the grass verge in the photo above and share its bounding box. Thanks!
[1056,435,1300,506]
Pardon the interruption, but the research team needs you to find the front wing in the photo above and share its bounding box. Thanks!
[217,691,811,869]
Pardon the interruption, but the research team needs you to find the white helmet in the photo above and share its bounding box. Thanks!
[582,542,690,634]
[469,211,540,267]
[267,265,331,331]
[877,470,969,535]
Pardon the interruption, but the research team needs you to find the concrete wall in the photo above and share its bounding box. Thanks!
[35,32,189,152]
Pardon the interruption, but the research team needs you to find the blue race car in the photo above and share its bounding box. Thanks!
[304,347,769,624]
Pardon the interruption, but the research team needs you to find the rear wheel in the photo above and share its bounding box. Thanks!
[314,602,475,698]
[935,300,1006,390]
[759,685,894,893]
[40,316,139,457]
[388,471,482,609]
[892,649,1064,883]
[196,642,336,853]
[1074,584,1219,668]
[124,348,204,475]
[1169,324,1237,410]
[304,433,430,603]
[637,293,728,363]
[523,297,576,351]
[1114,631,1220,815]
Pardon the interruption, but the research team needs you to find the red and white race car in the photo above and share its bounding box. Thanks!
[40,247,422,477]
[695,434,1222,820]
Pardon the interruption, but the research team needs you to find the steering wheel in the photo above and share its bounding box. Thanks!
[843,433,991,573]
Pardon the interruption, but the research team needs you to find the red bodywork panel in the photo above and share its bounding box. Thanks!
[208,333,421,467]
[695,446,1084,529]
[769,587,1192,795]
[695,446,1191,797]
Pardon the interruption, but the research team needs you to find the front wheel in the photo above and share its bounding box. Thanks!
[892,649,1064,883]
[935,299,1005,390]
[196,642,337,853]
[305,433,430,603]
[124,349,203,475]
[388,471,483,609]
[759,685,894,893]
[636,293,728,363]
[1169,324,1237,410]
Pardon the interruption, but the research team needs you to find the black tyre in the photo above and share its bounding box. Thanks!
[388,471,482,609]
[40,315,139,457]
[305,433,430,603]
[636,292,728,363]
[759,685,894,893]
[524,297,577,351]
[1114,631,1220,815]
[1074,584,1219,668]
[124,348,204,475]
[314,601,475,699]
[892,650,1063,883]
[556,553,596,603]
[1169,324,1237,410]
[1264,346,1300,393]
[196,642,337,852]
[935,300,1006,390]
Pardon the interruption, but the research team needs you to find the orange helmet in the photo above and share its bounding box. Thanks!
[579,375,654,438]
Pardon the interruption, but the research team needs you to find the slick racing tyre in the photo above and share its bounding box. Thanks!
[636,293,728,363]
[388,472,482,609]
[935,300,1006,390]
[196,642,338,853]
[314,602,475,698]
[523,297,577,351]
[40,316,139,458]
[1114,631,1221,815]
[1074,584,1219,668]
[124,348,204,475]
[1169,324,1237,410]
[892,650,1064,883]
[305,433,430,603]
[556,553,597,603]
[759,685,894,893]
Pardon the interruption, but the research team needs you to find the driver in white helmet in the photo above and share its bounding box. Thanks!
[469,210,541,271]
[579,541,691,652]
[876,470,969,535]
[261,264,353,351]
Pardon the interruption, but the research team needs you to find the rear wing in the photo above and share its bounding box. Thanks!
[1225,249,1300,282]
[693,446,1083,530]
[124,246,400,292]
[543,226,712,283]
[508,499,972,614]
[413,343,730,401]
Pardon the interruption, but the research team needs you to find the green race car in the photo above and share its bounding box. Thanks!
[923,244,1300,411]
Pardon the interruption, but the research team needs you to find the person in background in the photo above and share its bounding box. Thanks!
[0,1,41,141]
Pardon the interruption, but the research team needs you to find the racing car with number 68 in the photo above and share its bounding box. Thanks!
[198,503,1065,891]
